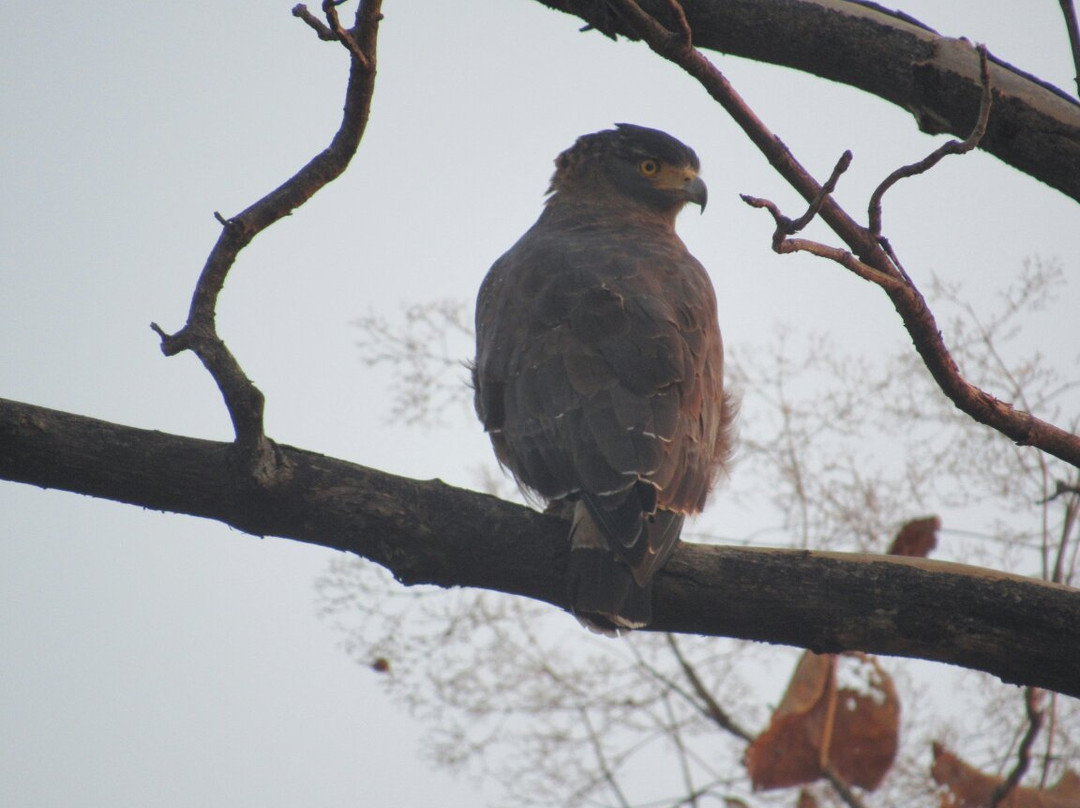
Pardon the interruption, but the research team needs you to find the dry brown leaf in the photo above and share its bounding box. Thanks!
[1050,771,1080,802]
[888,515,940,557]
[829,654,900,789]
[745,653,834,790]
[931,743,1080,808]
[775,651,834,720]
[797,788,819,808]
[745,653,899,792]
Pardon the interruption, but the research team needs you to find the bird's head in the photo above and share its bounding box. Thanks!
[547,123,707,217]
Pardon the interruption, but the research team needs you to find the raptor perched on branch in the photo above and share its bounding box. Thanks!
[473,124,735,631]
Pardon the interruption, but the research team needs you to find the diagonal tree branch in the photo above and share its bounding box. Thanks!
[150,0,384,484]
[664,634,754,742]
[531,0,1080,203]
[606,0,1080,472]
[989,688,1045,808]
[580,707,634,808]
[3,397,1079,697]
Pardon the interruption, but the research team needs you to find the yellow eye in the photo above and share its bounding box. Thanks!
[639,159,661,177]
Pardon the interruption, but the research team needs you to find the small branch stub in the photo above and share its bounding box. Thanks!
[293,0,375,66]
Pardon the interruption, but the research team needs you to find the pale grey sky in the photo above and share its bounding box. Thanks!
[2,2,1077,806]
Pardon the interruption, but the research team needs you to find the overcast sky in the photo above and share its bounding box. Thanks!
[2,2,1077,806]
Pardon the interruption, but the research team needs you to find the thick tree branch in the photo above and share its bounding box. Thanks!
[150,0,383,483]
[3,397,1078,697]
[532,0,1080,203]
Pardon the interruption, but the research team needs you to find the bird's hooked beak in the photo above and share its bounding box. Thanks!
[683,174,708,212]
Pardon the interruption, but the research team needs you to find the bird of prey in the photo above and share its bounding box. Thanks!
[473,124,735,632]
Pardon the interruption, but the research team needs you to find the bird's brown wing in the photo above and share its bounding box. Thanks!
[474,218,731,575]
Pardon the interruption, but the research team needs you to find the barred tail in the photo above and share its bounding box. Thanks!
[567,500,683,633]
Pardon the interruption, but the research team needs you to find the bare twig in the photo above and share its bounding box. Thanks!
[740,151,852,251]
[792,151,854,231]
[823,764,871,808]
[664,634,754,741]
[292,0,372,65]
[869,44,992,236]
[152,0,384,484]
[610,0,1080,471]
[660,690,700,807]
[291,4,336,40]
[989,688,1045,808]
[1060,0,1080,98]
[1040,691,1059,789]
[321,0,370,66]
[580,707,633,808]
[625,639,748,742]
[1049,474,1080,584]
[1039,478,1080,504]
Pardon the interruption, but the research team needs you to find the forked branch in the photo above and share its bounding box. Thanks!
[150,0,384,484]
[664,634,754,742]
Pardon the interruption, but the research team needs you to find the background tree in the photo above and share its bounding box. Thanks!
[1,1,1078,805]
[327,257,1079,807]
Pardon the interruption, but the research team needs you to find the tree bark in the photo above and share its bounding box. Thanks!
[531,0,1080,203]
[3,396,1078,697]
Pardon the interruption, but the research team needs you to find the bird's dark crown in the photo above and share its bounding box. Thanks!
[554,124,699,176]
[547,124,704,216]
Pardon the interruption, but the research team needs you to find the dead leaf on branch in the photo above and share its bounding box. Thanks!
[745,652,900,792]
[745,653,832,790]
[371,657,391,673]
[829,654,900,788]
[932,744,1080,808]
[888,515,940,557]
